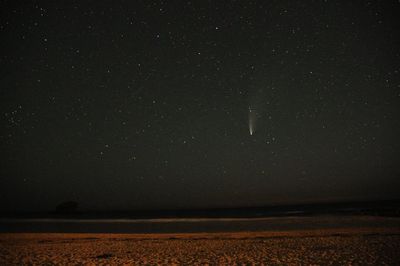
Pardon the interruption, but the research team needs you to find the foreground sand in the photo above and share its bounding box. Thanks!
[1,227,400,265]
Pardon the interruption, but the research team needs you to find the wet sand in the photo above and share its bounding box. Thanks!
[1,216,400,265]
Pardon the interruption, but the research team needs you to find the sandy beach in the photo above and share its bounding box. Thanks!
[1,225,400,265]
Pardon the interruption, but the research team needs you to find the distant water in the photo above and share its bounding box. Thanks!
[1,216,400,233]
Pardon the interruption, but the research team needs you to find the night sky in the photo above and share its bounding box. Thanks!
[1,1,400,211]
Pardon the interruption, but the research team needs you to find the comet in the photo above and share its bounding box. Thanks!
[248,106,256,136]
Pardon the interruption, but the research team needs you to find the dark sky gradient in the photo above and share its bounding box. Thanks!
[1,1,400,211]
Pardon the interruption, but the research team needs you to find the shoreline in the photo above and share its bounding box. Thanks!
[2,226,400,239]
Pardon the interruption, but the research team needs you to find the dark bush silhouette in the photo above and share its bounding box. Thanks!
[56,201,78,212]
